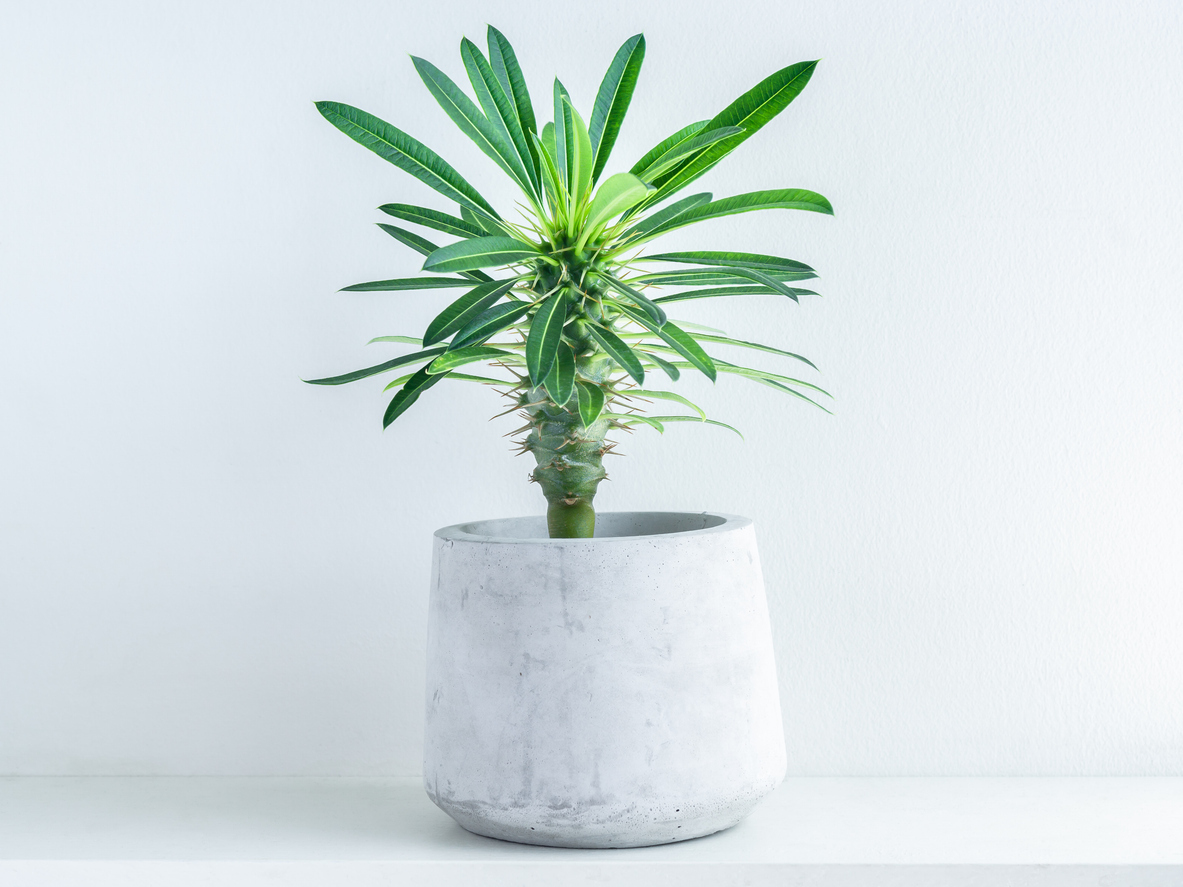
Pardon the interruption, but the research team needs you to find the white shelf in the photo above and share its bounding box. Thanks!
[2,777,1181,885]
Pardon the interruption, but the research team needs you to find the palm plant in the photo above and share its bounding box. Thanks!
[308,27,832,538]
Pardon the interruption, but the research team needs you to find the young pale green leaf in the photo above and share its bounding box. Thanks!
[713,361,831,398]
[461,38,540,198]
[377,224,491,282]
[423,235,541,273]
[648,60,819,204]
[378,203,485,238]
[383,366,446,427]
[601,273,666,326]
[576,380,607,427]
[608,412,664,433]
[639,350,681,381]
[585,322,645,384]
[487,27,537,134]
[449,301,533,349]
[615,305,716,382]
[638,188,833,239]
[367,335,424,346]
[652,285,818,302]
[428,345,516,374]
[542,341,576,406]
[423,278,519,345]
[525,291,569,385]
[553,81,572,195]
[633,126,743,182]
[588,34,645,184]
[316,101,498,218]
[412,56,534,194]
[628,414,743,438]
[640,250,817,278]
[624,389,706,419]
[340,276,476,292]
[630,120,710,178]
[730,371,833,413]
[580,173,650,243]
[565,99,594,208]
[304,346,446,386]
[530,130,567,220]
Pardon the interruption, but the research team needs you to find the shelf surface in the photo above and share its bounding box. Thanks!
[2,776,1181,885]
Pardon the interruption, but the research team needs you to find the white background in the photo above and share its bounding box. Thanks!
[2,0,1181,777]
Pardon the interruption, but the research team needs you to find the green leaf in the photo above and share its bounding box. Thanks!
[423,235,541,273]
[615,305,716,381]
[632,126,743,182]
[585,322,645,384]
[525,291,569,384]
[378,203,485,238]
[553,81,573,195]
[624,389,706,419]
[652,285,818,302]
[713,361,831,398]
[648,60,819,204]
[377,223,491,282]
[384,370,508,390]
[630,121,710,178]
[542,341,576,406]
[640,350,681,381]
[588,34,645,184]
[727,266,805,301]
[383,366,446,428]
[576,380,606,427]
[304,346,446,386]
[461,38,540,198]
[460,205,503,235]
[530,130,567,219]
[488,27,537,137]
[316,101,497,218]
[638,188,833,239]
[619,192,712,241]
[450,301,533,349]
[688,334,819,370]
[601,273,666,326]
[367,335,423,346]
[566,99,594,208]
[340,277,476,292]
[608,412,664,433]
[639,250,817,278]
[627,414,743,438]
[428,345,516,374]
[580,173,651,244]
[423,278,519,345]
[412,56,534,194]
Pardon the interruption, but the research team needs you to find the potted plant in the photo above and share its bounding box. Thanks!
[308,27,832,848]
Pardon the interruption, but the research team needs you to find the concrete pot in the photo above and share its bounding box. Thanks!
[423,511,786,848]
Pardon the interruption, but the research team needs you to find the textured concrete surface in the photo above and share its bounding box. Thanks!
[423,513,786,847]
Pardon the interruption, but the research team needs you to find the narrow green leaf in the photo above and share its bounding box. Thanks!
[428,345,516,374]
[713,361,831,397]
[688,334,819,370]
[304,346,446,386]
[728,266,804,301]
[487,26,538,137]
[630,120,710,178]
[652,285,818,302]
[423,278,519,345]
[461,38,540,197]
[378,203,485,238]
[639,350,681,381]
[542,341,576,406]
[581,173,651,242]
[629,414,744,438]
[638,188,833,239]
[385,370,508,390]
[585,322,645,384]
[525,291,569,384]
[640,250,817,278]
[565,98,594,207]
[576,380,606,427]
[383,367,446,428]
[608,412,664,433]
[423,235,541,273]
[615,304,716,381]
[633,126,743,182]
[648,60,819,205]
[377,223,491,282]
[340,277,475,292]
[588,34,645,184]
[316,101,497,217]
[553,81,572,194]
[531,130,567,219]
[450,301,533,348]
[624,389,706,419]
[460,205,503,235]
[367,335,423,346]
[619,192,712,241]
[412,56,534,194]
[601,273,666,326]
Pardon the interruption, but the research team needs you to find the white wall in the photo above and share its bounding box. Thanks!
[2,0,1181,776]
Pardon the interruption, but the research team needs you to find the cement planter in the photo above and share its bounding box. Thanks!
[423,511,786,848]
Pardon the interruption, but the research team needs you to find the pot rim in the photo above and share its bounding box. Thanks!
[435,510,751,545]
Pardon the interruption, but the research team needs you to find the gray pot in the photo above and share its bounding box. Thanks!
[423,511,785,848]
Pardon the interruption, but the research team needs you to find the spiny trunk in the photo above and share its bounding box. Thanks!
[521,388,610,539]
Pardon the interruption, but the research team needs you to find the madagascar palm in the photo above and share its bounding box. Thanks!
[308,27,832,538]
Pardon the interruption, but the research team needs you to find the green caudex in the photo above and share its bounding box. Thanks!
[307,27,835,538]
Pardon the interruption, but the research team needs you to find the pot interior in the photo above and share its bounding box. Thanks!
[455,511,729,540]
